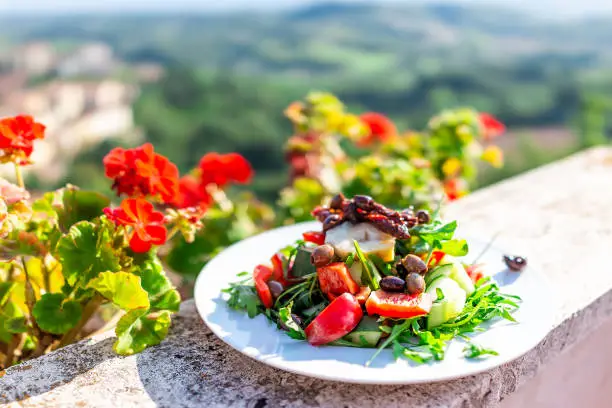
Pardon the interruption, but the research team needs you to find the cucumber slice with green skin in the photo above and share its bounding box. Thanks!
[425,277,467,330]
[425,264,453,287]
[344,316,382,347]
[291,247,316,278]
[442,255,475,296]
[349,262,363,285]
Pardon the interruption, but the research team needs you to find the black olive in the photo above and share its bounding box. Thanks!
[402,254,428,275]
[503,255,527,272]
[268,280,284,299]
[310,244,335,267]
[416,209,431,224]
[329,193,345,210]
[380,276,406,292]
[323,214,342,230]
[353,195,374,211]
[406,273,425,295]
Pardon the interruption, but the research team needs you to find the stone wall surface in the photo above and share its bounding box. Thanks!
[2,147,612,408]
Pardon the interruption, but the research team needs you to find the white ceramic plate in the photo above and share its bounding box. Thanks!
[194,221,555,384]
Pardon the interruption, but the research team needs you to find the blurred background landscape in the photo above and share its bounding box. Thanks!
[0,0,611,202]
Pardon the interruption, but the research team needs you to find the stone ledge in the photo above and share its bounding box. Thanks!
[2,147,612,408]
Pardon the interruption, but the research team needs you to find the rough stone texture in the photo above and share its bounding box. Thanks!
[2,147,612,408]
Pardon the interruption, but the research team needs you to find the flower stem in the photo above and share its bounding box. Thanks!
[13,163,24,189]
[206,184,233,212]
[166,224,180,241]
[57,295,104,349]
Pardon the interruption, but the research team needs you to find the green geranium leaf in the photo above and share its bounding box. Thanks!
[0,282,15,307]
[131,255,180,311]
[56,221,120,286]
[4,316,28,333]
[151,289,181,312]
[88,271,150,311]
[59,188,110,232]
[33,293,82,334]
[113,309,171,355]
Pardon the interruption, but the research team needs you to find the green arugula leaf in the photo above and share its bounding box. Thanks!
[437,239,469,257]
[353,240,380,291]
[113,309,171,355]
[278,302,306,340]
[392,341,433,364]
[369,254,393,276]
[463,342,499,359]
[411,220,457,243]
[223,280,262,318]
[56,221,120,286]
[33,293,82,334]
[88,271,150,311]
[435,288,445,302]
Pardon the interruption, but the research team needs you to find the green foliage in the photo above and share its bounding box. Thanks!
[88,271,150,310]
[33,293,82,335]
[113,309,171,355]
[56,221,120,286]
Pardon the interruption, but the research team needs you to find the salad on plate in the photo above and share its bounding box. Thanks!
[224,194,523,365]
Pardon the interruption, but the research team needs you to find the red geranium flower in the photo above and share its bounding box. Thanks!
[103,143,179,204]
[443,178,468,202]
[199,152,253,188]
[0,115,46,164]
[104,198,167,253]
[479,113,505,141]
[358,112,396,147]
[174,175,212,209]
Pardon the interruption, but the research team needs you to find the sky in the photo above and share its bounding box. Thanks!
[0,0,612,18]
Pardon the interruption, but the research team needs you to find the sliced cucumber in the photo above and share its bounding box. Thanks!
[425,264,453,287]
[349,262,363,285]
[425,277,466,329]
[344,316,382,347]
[442,255,475,296]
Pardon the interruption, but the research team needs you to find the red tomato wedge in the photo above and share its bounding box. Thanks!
[253,264,274,309]
[365,290,432,319]
[305,293,363,346]
[270,253,288,285]
[427,251,446,268]
[465,263,485,284]
[355,286,372,305]
[302,231,326,245]
[317,262,360,301]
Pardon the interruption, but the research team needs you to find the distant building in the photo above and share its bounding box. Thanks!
[57,42,115,78]
[11,42,57,76]
[0,79,139,183]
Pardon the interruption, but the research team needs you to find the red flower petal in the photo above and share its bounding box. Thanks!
[129,232,153,253]
[199,152,253,188]
[0,115,45,163]
[358,112,396,147]
[479,113,506,141]
[103,143,179,203]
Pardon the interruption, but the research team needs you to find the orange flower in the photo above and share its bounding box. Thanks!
[199,152,253,188]
[104,198,167,253]
[479,113,505,141]
[103,143,179,204]
[358,112,396,147]
[0,115,46,164]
